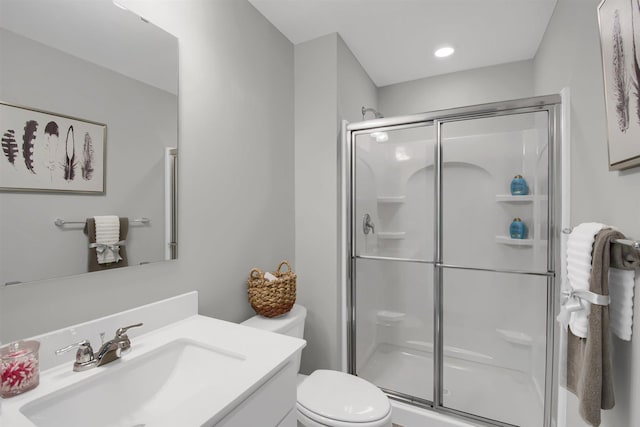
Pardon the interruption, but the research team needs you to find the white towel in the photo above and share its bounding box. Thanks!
[567,222,606,338]
[608,267,635,341]
[94,215,121,264]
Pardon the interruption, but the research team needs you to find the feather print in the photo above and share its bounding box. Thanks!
[81,132,94,180]
[22,120,38,173]
[1,129,18,165]
[634,0,640,125]
[44,121,59,181]
[63,125,76,181]
[613,9,630,132]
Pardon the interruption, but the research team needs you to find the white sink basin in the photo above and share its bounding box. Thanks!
[20,339,246,427]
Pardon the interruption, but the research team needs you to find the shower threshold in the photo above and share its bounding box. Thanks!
[358,343,542,427]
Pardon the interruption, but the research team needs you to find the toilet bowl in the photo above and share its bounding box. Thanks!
[241,305,392,427]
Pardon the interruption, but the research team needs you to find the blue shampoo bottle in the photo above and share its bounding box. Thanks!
[510,175,528,195]
[510,218,526,239]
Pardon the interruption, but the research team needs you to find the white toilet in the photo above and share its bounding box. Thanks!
[242,305,392,427]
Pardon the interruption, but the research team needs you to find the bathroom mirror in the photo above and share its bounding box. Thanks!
[0,0,179,285]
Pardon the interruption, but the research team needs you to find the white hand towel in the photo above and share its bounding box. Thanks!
[94,215,121,264]
[567,222,606,338]
[608,267,635,341]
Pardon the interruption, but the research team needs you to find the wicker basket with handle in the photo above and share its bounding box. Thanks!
[247,260,297,317]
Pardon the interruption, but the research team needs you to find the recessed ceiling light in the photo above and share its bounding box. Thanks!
[434,46,455,58]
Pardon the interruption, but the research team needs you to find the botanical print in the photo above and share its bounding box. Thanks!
[63,125,76,181]
[1,129,18,165]
[44,121,59,181]
[599,0,640,169]
[22,120,37,173]
[630,0,640,125]
[82,132,94,180]
[0,102,105,193]
[612,9,630,131]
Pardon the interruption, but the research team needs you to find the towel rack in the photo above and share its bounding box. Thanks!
[54,217,150,227]
[562,228,640,250]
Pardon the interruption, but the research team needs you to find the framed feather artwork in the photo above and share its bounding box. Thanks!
[0,102,106,193]
[598,0,640,170]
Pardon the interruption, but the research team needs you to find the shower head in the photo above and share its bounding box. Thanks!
[362,106,384,120]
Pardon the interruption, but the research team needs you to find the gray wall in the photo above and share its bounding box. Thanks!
[0,0,295,343]
[294,33,377,373]
[294,33,339,373]
[534,1,640,426]
[378,60,535,116]
[0,29,174,285]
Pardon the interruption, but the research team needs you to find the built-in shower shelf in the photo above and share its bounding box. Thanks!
[495,194,534,202]
[495,236,534,246]
[495,194,548,203]
[496,328,533,346]
[377,232,406,240]
[377,196,406,204]
[376,310,406,323]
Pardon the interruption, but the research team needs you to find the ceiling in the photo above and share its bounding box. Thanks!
[248,0,558,87]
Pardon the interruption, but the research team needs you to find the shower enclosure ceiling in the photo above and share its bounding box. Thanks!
[346,95,561,427]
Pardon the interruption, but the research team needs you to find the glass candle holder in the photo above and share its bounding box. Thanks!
[1,340,40,398]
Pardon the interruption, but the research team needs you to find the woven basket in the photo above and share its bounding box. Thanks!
[247,260,297,318]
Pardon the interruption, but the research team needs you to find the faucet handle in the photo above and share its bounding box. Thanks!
[115,323,143,338]
[55,339,96,372]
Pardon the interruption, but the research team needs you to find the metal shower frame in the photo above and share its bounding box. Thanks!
[344,94,562,427]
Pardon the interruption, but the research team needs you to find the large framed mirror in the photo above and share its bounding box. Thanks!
[0,0,179,285]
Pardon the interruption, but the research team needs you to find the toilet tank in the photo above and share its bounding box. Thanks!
[241,305,306,372]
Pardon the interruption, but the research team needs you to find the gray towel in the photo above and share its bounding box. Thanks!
[83,217,129,272]
[566,228,621,426]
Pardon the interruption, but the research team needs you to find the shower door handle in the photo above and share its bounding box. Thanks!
[363,213,375,235]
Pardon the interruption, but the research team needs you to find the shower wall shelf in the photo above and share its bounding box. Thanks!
[377,196,406,204]
[495,194,548,202]
[495,194,548,247]
[495,236,534,246]
[495,194,534,202]
[377,232,406,240]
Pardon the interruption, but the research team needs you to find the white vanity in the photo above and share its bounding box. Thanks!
[0,292,305,426]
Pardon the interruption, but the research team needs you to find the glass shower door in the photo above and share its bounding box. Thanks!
[352,124,435,402]
[439,112,551,426]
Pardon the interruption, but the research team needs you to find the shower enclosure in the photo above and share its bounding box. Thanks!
[345,95,561,427]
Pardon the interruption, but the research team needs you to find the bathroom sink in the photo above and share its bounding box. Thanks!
[20,339,245,427]
[0,293,305,427]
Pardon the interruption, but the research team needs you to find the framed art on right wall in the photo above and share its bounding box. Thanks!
[598,0,640,170]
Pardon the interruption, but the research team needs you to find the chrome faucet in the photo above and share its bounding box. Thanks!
[56,323,143,371]
[95,323,143,366]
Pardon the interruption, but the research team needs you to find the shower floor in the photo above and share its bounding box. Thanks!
[358,343,543,427]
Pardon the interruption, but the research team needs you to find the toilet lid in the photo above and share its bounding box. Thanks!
[297,370,390,423]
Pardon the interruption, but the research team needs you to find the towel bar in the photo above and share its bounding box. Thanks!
[54,218,150,227]
[562,228,640,250]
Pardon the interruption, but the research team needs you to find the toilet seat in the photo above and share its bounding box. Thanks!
[297,370,392,427]
[297,403,392,427]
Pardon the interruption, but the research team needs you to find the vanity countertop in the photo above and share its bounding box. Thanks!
[1,313,306,426]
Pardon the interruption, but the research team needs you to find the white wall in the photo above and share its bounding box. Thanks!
[534,1,640,426]
[294,33,377,373]
[0,0,295,343]
[378,60,535,117]
[0,29,174,285]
